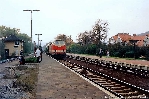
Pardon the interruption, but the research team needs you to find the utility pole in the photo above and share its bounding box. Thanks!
[35,34,42,47]
[23,9,40,52]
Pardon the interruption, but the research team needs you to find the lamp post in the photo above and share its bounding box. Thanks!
[35,34,42,47]
[129,40,139,59]
[39,40,42,46]
[23,9,40,52]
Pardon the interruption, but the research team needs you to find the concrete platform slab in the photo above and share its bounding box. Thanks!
[36,54,116,99]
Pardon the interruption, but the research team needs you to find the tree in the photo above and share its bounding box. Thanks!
[55,34,73,46]
[0,38,5,60]
[76,19,109,55]
[0,25,32,57]
[77,31,91,46]
[92,19,109,46]
[17,33,32,54]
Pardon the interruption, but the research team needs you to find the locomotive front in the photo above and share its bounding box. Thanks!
[50,39,66,59]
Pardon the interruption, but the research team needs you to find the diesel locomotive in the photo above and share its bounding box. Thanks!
[46,39,66,59]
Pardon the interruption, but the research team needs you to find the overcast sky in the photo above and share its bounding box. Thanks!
[0,0,149,46]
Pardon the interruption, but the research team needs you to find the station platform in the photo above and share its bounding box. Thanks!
[36,54,114,99]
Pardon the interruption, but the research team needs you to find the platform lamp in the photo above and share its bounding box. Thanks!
[23,9,40,52]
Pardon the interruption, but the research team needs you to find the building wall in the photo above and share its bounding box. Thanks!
[144,36,149,46]
[5,41,23,56]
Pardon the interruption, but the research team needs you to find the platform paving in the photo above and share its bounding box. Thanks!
[36,54,111,99]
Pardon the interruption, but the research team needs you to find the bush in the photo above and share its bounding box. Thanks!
[113,52,120,57]
[125,51,134,58]
[25,57,37,63]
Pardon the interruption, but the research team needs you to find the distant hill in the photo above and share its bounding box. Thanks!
[137,31,149,36]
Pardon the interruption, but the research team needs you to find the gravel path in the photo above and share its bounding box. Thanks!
[0,60,19,73]
[36,54,110,99]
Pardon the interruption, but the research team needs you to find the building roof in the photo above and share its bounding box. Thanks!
[118,33,132,42]
[110,33,148,46]
[4,35,22,42]
[131,35,145,41]
[130,35,146,46]
[111,33,131,42]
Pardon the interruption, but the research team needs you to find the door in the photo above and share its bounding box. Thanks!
[5,49,9,59]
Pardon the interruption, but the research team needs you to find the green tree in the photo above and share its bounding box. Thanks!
[76,19,109,55]
[17,33,32,54]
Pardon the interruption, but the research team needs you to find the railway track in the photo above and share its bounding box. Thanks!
[57,55,149,98]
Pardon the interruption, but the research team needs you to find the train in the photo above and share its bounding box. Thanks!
[46,39,66,59]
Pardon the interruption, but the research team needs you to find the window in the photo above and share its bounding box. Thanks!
[54,40,65,45]
[15,41,19,45]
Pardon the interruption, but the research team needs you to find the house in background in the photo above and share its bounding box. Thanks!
[3,35,24,58]
[109,33,131,45]
[109,33,149,47]
[130,34,146,47]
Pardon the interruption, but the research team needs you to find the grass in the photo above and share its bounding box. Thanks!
[79,54,147,61]
[14,65,39,97]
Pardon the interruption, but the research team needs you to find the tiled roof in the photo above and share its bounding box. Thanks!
[111,33,147,46]
[4,35,22,42]
[112,33,131,42]
[130,35,145,46]
[118,33,131,42]
[131,35,145,41]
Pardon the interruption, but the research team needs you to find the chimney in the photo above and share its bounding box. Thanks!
[133,34,136,36]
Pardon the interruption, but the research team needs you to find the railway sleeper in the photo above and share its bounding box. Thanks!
[111,86,127,89]
[110,82,117,85]
[95,80,107,83]
[76,69,83,72]
[114,89,134,93]
[114,84,121,86]
[118,90,139,96]
[88,75,104,79]
[72,67,81,70]
[112,90,126,92]
[97,78,107,81]
[89,78,100,81]
[85,72,100,77]
[102,84,115,87]
[98,82,112,85]
[87,75,100,78]
[110,87,122,90]
[123,88,131,91]
[130,95,148,99]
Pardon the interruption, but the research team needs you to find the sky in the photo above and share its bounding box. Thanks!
[0,0,149,46]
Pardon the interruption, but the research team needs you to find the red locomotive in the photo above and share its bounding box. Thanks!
[46,39,66,59]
